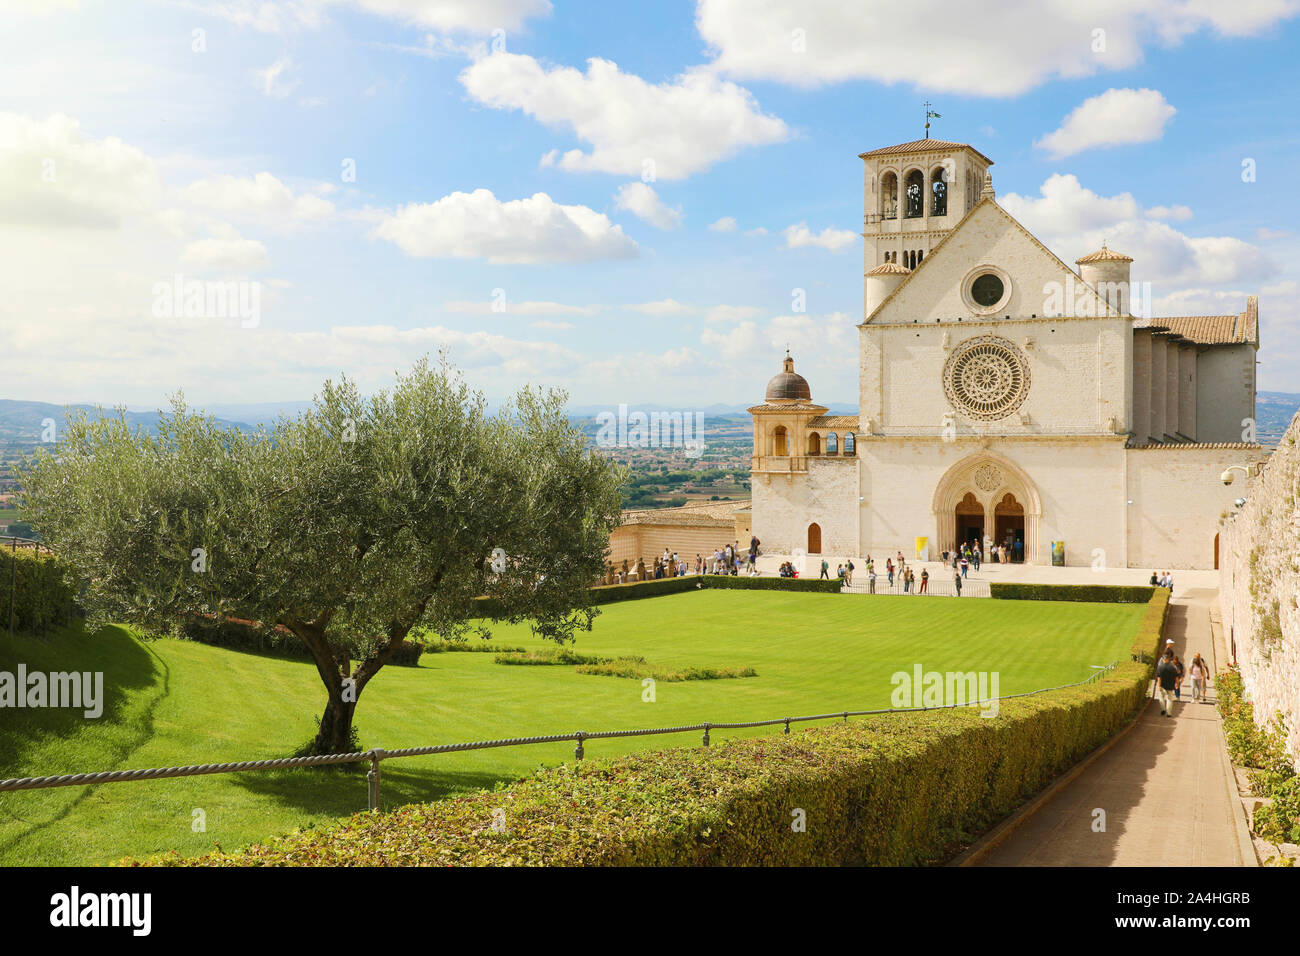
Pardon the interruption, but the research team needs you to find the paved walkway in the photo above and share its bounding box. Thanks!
[972,587,1251,866]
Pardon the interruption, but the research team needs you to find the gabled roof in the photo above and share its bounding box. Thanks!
[858,139,994,166]
[861,197,1120,324]
[1144,303,1258,346]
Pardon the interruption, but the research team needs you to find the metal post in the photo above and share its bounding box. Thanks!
[701,722,711,747]
[783,718,790,735]
[574,733,585,760]
[367,748,384,811]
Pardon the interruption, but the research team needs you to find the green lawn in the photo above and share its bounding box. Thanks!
[0,590,1143,865]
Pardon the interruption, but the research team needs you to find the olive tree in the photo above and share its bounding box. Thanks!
[22,357,624,754]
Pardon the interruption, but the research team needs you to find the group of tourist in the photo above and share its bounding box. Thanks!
[609,536,766,584]
[1149,570,1176,594]
[1155,642,1210,716]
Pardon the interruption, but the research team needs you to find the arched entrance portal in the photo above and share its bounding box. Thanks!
[994,492,1025,563]
[807,523,822,554]
[955,492,983,550]
[932,452,1043,564]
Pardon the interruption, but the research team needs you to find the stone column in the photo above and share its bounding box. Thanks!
[1150,339,1167,440]
[1132,330,1151,442]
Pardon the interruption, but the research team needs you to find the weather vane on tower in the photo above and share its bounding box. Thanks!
[924,102,941,139]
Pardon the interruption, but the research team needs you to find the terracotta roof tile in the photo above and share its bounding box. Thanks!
[858,139,994,165]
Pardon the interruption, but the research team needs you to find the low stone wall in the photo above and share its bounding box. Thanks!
[1219,410,1300,768]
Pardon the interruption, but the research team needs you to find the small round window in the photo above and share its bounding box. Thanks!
[970,273,1004,307]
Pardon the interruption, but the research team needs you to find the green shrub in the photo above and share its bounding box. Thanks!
[134,592,1168,867]
[493,648,615,666]
[575,660,757,681]
[0,547,78,634]
[990,583,1156,603]
[702,575,843,593]
[182,614,423,667]
[1254,776,1300,845]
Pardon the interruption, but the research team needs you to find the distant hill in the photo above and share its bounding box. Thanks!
[0,400,253,445]
[1256,391,1300,447]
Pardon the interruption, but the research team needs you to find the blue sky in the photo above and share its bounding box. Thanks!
[2,0,1298,411]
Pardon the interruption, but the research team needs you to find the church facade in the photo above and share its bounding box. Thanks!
[750,138,1263,570]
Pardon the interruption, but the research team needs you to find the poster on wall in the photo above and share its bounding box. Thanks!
[1051,541,1065,567]
[915,536,929,561]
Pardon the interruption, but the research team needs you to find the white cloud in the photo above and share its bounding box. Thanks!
[1256,227,1290,241]
[444,299,599,315]
[255,56,300,98]
[744,226,767,236]
[708,216,737,232]
[371,188,638,264]
[1147,204,1193,222]
[0,112,158,228]
[186,171,335,223]
[782,222,856,252]
[1035,88,1176,158]
[460,52,789,180]
[624,299,690,315]
[181,225,269,270]
[612,181,682,229]
[1001,173,1275,285]
[530,319,574,330]
[696,0,1300,95]
[190,0,550,34]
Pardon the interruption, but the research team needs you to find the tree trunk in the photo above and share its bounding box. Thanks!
[316,687,358,755]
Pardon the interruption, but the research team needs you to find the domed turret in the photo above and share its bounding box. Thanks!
[765,351,811,402]
[865,260,912,314]
[1076,242,1133,314]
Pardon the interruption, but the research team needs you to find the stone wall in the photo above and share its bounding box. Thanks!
[1219,412,1300,767]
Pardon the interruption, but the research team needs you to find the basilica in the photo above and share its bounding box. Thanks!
[749,138,1263,569]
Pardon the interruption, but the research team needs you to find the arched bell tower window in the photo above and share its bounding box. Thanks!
[880,172,898,220]
[931,166,948,216]
[904,170,924,218]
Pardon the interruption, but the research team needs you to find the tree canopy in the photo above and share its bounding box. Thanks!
[22,357,624,753]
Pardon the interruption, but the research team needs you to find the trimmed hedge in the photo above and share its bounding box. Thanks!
[181,614,424,667]
[990,582,1157,603]
[135,591,1170,867]
[702,575,843,593]
[0,547,78,635]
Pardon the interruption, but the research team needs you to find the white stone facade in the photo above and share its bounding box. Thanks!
[751,138,1264,570]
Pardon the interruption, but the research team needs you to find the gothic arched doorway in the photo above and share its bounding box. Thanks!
[807,523,822,554]
[994,492,1025,563]
[955,492,983,550]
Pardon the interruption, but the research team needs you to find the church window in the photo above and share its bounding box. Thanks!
[826,432,839,455]
[970,273,1004,307]
[881,172,898,220]
[843,433,856,456]
[904,170,924,218]
[942,335,1032,422]
[931,167,948,216]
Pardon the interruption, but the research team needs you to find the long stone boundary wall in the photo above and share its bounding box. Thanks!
[1219,410,1300,768]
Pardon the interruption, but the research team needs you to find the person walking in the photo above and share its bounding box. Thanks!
[1189,654,1208,703]
[845,558,854,587]
[1172,654,1185,701]
[960,556,969,578]
[1156,649,1179,716]
[919,568,929,594]
[868,567,877,593]
[886,559,894,587]
[820,558,829,580]
[953,570,962,596]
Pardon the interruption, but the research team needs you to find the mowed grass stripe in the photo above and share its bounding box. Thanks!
[0,590,1142,865]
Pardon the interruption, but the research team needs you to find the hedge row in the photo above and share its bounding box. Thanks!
[181,614,424,667]
[702,575,843,593]
[138,591,1169,867]
[0,547,78,635]
[990,582,1157,603]
[470,572,842,618]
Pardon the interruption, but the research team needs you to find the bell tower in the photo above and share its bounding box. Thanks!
[859,139,994,282]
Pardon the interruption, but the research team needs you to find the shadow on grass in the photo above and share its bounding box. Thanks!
[0,623,173,860]
[229,764,520,820]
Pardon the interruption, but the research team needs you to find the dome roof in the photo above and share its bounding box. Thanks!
[765,352,811,402]
[866,261,913,276]
[1076,243,1132,264]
